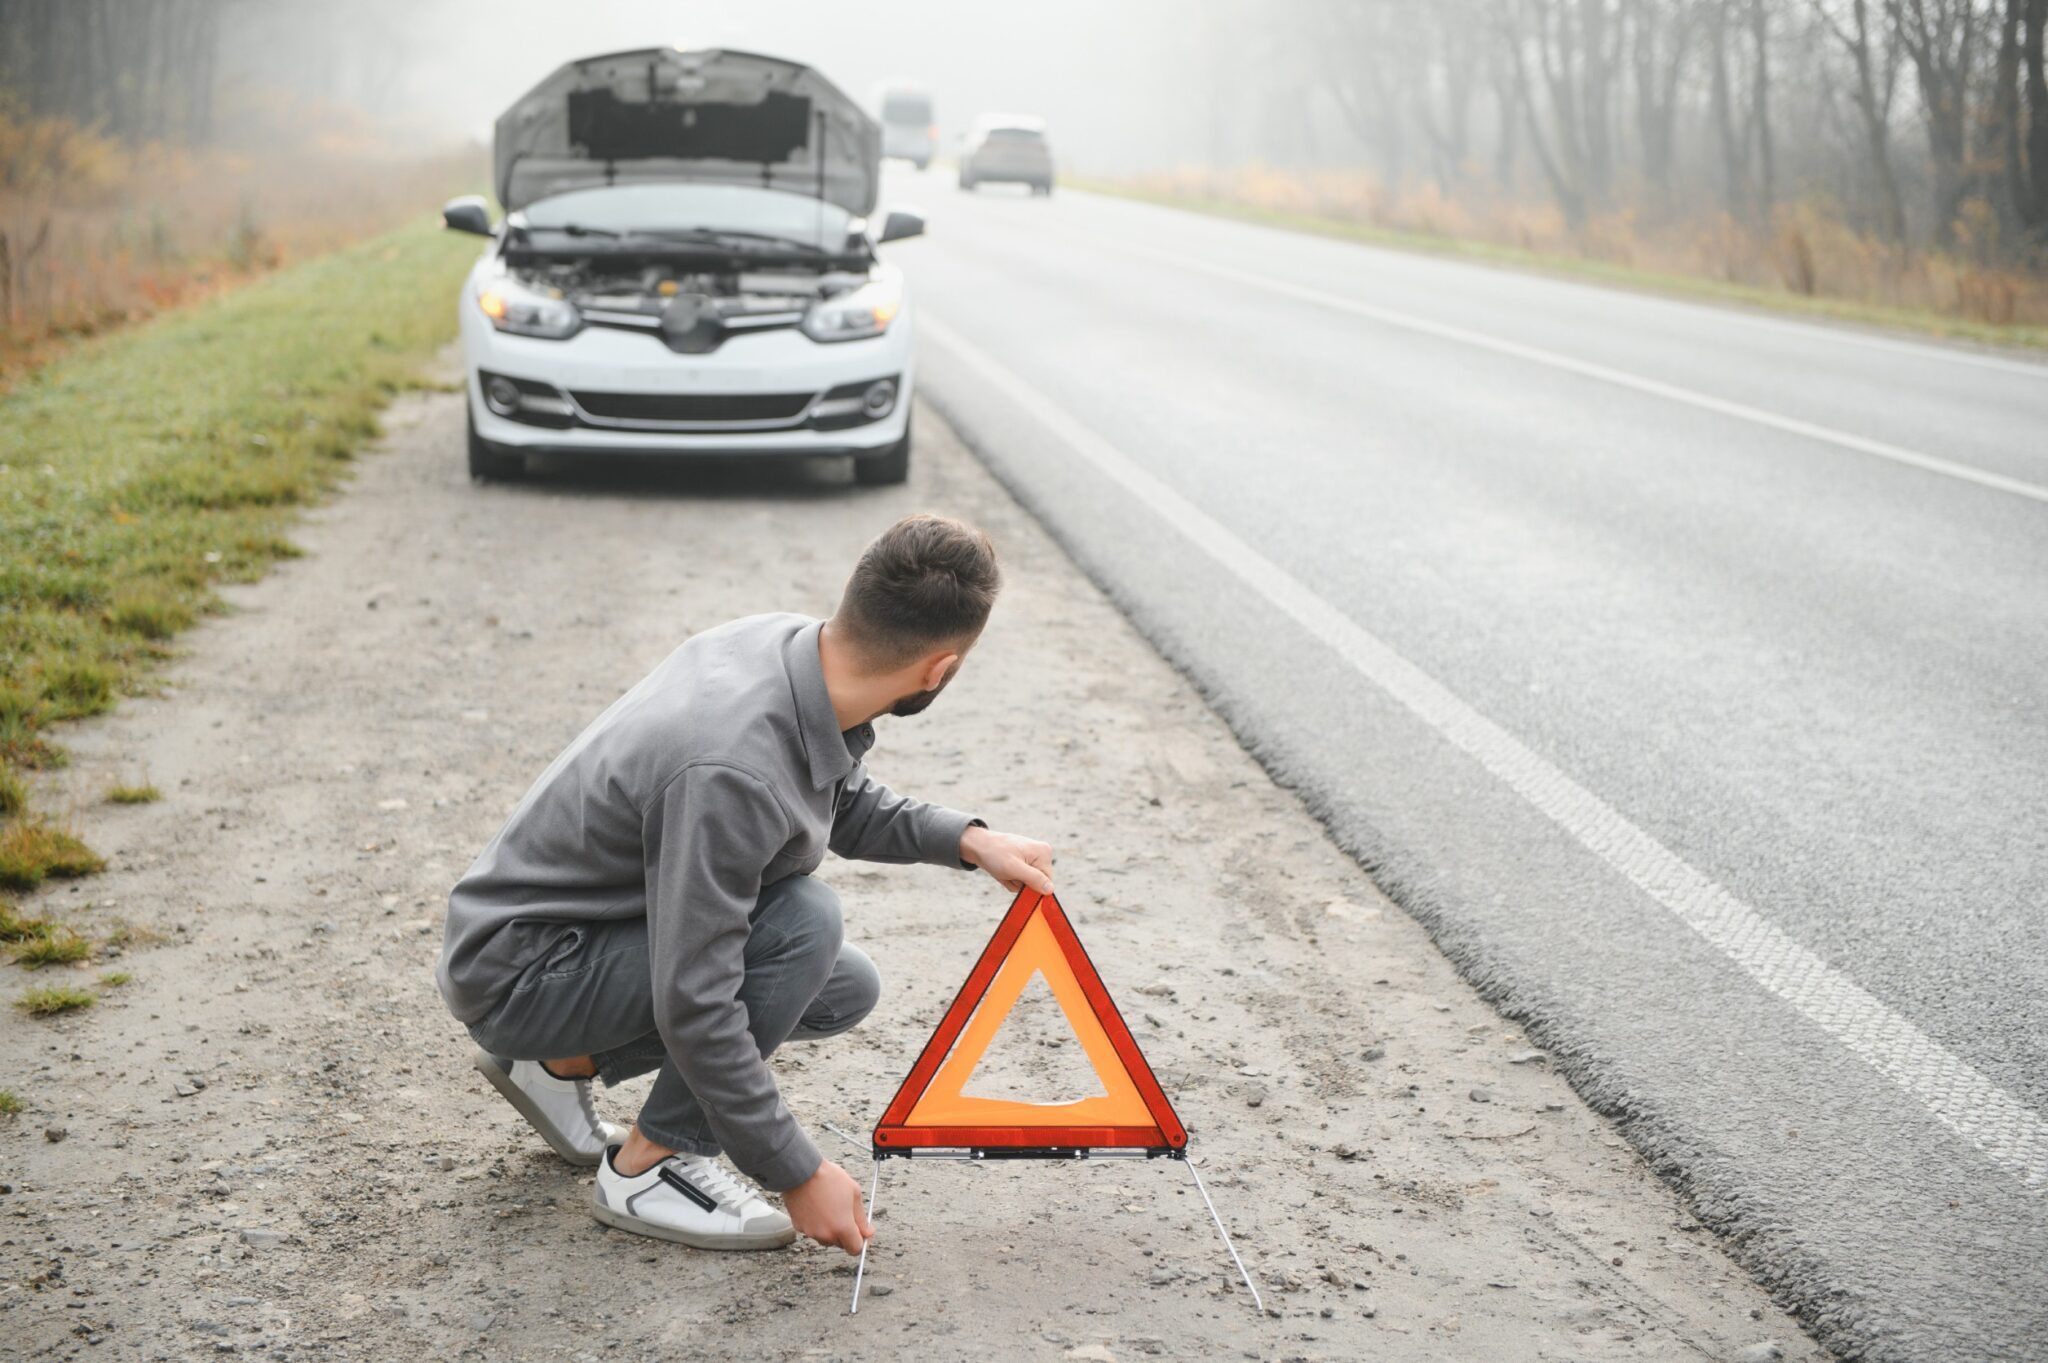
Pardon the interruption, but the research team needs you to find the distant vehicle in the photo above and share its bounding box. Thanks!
[873,84,936,170]
[442,47,925,485]
[959,116,1054,195]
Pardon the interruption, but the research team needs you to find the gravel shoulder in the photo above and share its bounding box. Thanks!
[2,372,1817,1362]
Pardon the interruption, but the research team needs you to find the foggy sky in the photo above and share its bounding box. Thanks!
[236,0,1226,174]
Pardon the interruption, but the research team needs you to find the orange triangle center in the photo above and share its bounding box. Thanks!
[874,889,1187,1153]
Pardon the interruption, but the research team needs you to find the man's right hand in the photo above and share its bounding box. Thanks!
[783,1158,873,1255]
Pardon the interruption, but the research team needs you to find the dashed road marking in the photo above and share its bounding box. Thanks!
[923,311,2048,1187]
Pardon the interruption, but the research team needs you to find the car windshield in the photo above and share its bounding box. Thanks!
[520,184,854,252]
[882,93,931,125]
[986,128,1045,145]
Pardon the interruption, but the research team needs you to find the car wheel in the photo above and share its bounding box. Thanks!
[958,175,975,191]
[1035,181,1053,197]
[467,410,525,481]
[853,425,911,486]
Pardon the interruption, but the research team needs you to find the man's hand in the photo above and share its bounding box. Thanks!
[961,825,1055,894]
[783,1159,873,1256]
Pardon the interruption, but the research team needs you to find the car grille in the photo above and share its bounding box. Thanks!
[569,390,815,429]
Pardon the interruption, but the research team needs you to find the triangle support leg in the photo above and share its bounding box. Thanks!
[849,1157,883,1315]
[1185,1156,1263,1315]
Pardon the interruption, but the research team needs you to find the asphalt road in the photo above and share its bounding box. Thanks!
[895,168,2048,1362]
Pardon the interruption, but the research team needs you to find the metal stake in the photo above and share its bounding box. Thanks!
[848,1157,882,1315]
[1185,1157,1263,1315]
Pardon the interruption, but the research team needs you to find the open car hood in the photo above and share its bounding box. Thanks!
[494,47,880,216]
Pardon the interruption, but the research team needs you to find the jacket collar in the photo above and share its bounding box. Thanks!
[785,619,873,789]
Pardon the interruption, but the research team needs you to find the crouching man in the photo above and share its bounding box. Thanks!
[435,515,1053,1255]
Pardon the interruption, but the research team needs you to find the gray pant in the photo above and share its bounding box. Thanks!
[466,875,879,1155]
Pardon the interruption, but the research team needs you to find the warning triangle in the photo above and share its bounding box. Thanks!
[874,889,1187,1154]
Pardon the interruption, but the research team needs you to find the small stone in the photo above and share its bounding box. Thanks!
[1540,1102,1566,1113]
[1469,1088,1494,1104]
[1126,1338,1166,1355]
[866,1284,893,1298]
[1361,1044,1386,1061]
[1063,1347,1116,1363]
[1506,1050,1546,1065]
[1147,1266,1178,1286]
[44,1126,67,1143]
[1320,1306,1335,1318]
[1135,983,1175,999]
[1331,1143,1364,1161]
[435,1155,457,1171]
[1243,1084,1268,1109]
[238,1228,289,1249]
[174,1083,198,1098]
[1735,1345,1784,1363]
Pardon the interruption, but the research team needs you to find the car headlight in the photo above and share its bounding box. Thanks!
[802,279,901,343]
[476,277,582,340]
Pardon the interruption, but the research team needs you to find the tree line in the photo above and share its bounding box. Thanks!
[1207,0,2048,252]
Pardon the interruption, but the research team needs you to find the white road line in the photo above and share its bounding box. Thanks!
[922,311,2048,1188]
[1056,231,2048,506]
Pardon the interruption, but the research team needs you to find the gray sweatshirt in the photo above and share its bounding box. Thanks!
[437,613,978,1190]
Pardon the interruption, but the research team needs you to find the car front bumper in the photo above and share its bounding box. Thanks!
[461,306,914,457]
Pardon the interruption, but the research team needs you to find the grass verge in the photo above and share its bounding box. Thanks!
[1066,178,2048,353]
[0,215,476,883]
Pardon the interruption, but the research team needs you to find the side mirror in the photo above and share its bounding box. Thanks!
[442,195,494,236]
[877,209,925,244]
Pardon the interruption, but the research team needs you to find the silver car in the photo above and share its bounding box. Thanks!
[958,117,1053,196]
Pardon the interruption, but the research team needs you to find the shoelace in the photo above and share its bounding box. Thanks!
[674,1156,753,1210]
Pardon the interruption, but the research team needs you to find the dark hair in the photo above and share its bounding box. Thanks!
[834,515,1001,667]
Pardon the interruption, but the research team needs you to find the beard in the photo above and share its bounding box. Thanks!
[888,679,947,717]
[887,658,961,717]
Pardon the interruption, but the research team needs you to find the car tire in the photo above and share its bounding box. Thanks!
[959,174,975,191]
[1034,181,1053,197]
[853,425,911,486]
[467,410,525,481]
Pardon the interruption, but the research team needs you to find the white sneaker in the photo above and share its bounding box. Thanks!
[473,1050,628,1166]
[591,1149,796,1250]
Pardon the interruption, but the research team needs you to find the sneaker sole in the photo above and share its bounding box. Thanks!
[472,1049,603,1167]
[590,1198,797,1250]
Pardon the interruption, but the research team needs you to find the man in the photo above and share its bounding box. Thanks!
[435,514,1053,1256]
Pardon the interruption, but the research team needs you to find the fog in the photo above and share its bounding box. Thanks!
[223,0,1229,175]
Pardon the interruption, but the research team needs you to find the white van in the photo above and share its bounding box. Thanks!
[873,85,935,170]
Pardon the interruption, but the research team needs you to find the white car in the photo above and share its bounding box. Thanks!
[444,47,924,485]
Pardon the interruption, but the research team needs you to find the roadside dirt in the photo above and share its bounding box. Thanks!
[2,370,1819,1362]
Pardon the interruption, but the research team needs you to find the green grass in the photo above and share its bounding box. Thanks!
[11,926,90,967]
[106,782,160,804]
[0,1087,20,1114]
[0,215,475,870]
[1066,178,2048,352]
[0,819,104,890]
[16,984,94,1015]
[97,969,130,987]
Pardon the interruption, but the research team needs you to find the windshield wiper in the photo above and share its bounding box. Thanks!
[644,227,833,256]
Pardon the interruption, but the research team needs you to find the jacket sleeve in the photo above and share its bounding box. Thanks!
[642,761,822,1192]
[829,760,979,869]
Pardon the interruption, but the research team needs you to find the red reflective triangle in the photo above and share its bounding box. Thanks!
[873,888,1187,1153]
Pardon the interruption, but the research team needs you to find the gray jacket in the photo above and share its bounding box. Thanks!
[437,613,978,1190]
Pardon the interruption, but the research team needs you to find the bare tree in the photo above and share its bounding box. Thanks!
[1813,0,1912,237]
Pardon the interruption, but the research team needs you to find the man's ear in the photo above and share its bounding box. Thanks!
[917,649,959,691]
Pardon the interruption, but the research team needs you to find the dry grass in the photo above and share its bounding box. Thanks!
[97,970,131,988]
[1089,166,2048,347]
[0,896,47,941]
[106,783,161,805]
[0,1087,20,1114]
[11,926,90,967]
[0,100,480,379]
[0,819,105,890]
[16,983,94,1015]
